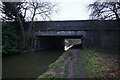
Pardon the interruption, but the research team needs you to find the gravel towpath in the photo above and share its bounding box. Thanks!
[66,49,86,78]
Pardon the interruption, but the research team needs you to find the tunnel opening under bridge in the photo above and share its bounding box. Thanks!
[34,35,84,51]
[35,30,86,51]
[64,38,83,51]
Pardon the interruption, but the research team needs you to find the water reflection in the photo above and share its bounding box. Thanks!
[2,50,62,78]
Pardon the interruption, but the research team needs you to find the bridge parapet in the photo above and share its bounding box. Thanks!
[35,30,86,37]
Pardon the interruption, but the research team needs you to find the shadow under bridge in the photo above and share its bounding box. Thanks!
[34,30,86,50]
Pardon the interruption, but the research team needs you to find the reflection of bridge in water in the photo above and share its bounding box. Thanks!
[25,20,120,51]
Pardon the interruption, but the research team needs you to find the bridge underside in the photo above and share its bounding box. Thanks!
[35,35,83,51]
[34,31,84,50]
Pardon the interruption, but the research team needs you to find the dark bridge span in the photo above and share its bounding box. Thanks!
[25,20,120,51]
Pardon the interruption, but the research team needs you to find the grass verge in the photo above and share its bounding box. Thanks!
[49,51,71,69]
[78,48,118,78]
[37,51,71,79]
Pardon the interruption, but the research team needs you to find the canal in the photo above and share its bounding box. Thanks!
[2,50,63,78]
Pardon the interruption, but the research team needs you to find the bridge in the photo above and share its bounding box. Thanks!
[25,20,120,51]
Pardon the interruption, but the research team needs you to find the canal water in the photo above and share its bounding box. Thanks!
[2,50,63,78]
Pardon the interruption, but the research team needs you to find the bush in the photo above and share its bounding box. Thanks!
[2,22,20,56]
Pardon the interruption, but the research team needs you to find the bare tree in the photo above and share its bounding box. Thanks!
[23,0,56,49]
[1,0,57,50]
[88,0,120,20]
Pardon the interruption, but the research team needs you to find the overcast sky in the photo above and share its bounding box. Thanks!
[0,0,96,21]
[49,0,95,21]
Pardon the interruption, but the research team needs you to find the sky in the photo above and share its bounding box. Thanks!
[0,0,96,21]
[49,0,95,21]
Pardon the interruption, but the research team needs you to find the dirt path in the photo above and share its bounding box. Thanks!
[72,49,86,78]
[66,49,86,78]
[67,57,73,78]
[38,49,86,78]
